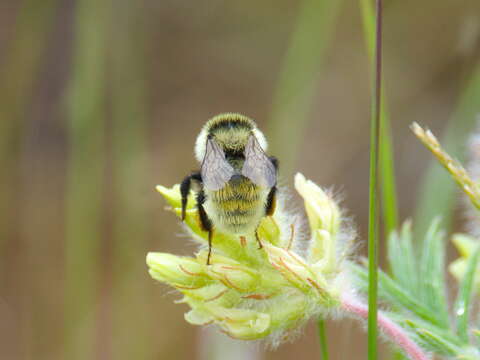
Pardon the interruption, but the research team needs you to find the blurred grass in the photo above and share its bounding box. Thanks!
[0,0,59,357]
[268,0,343,179]
[64,0,107,358]
[414,63,480,238]
[0,0,57,283]
[109,2,153,359]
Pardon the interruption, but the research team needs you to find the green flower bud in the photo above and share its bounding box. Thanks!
[206,262,259,293]
[146,253,208,289]
[155,184,182,208]
[257,216,281,246]
[294,173,340,237]
[262,242,332,302]
[449,234,480,291]
[310,229,336,273]
[208,305,271,340]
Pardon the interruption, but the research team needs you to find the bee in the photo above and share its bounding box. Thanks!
[180,113,278,265]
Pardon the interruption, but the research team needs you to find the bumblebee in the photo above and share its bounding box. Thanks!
[181,113,278,265]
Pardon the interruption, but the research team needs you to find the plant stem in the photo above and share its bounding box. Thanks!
[341,295,430,360]
[367,0,383,359]
[317,319,329,360]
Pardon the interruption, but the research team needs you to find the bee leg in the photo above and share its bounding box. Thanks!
[207,230,213,265]
[265,186,277,216]
[255,229,263,249]
[196,190,213,265]
[180,172,202,220]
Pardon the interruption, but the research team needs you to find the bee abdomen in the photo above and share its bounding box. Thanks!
[205,179,268,234]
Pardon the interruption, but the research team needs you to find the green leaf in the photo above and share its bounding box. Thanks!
[351,264,440,326]
[399,317,463,356]
[414,326,462,356]
[418,219,450,327]
[454,245,480,342]
[387,221,418,294]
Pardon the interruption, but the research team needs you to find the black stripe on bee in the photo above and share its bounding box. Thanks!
[208,119,252,134]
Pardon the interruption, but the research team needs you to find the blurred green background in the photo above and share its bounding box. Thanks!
[1,0,479,359]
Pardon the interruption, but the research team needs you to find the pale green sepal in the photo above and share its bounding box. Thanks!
[146,252,208,288]
[185,308,215,326]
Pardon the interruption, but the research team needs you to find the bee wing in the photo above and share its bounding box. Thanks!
[201,137,235,191]
[241,135,276,188]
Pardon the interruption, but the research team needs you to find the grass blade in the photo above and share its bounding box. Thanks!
[454,245,480,342]
[360,0,398,236]
[367,1,383,359]
[268,0,343,178]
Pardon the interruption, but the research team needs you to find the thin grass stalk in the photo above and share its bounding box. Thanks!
[317,319,329,360]
[414,64,480,238]
[109,2,153,359]
[360,0,398,236]
[64,0,107,358]
[368,0,383,359]
[268,0,343,178]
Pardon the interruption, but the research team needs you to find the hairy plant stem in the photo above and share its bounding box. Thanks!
[341,294,430,360]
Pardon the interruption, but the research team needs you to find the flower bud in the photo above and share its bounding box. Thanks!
[452,233,478,257]
[449,234,480,291]
[262,242,331,302]
[294,173,340,237]
[182,283,233,305]
[310,229,336,273]
[156,184,182,208]
[257,216,281,246]
[146,252,208,289]
[200,253,260,292]
[185,308,214,326]
[208,305,271,340]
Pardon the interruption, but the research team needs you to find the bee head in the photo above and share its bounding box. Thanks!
[194,113,268,162]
